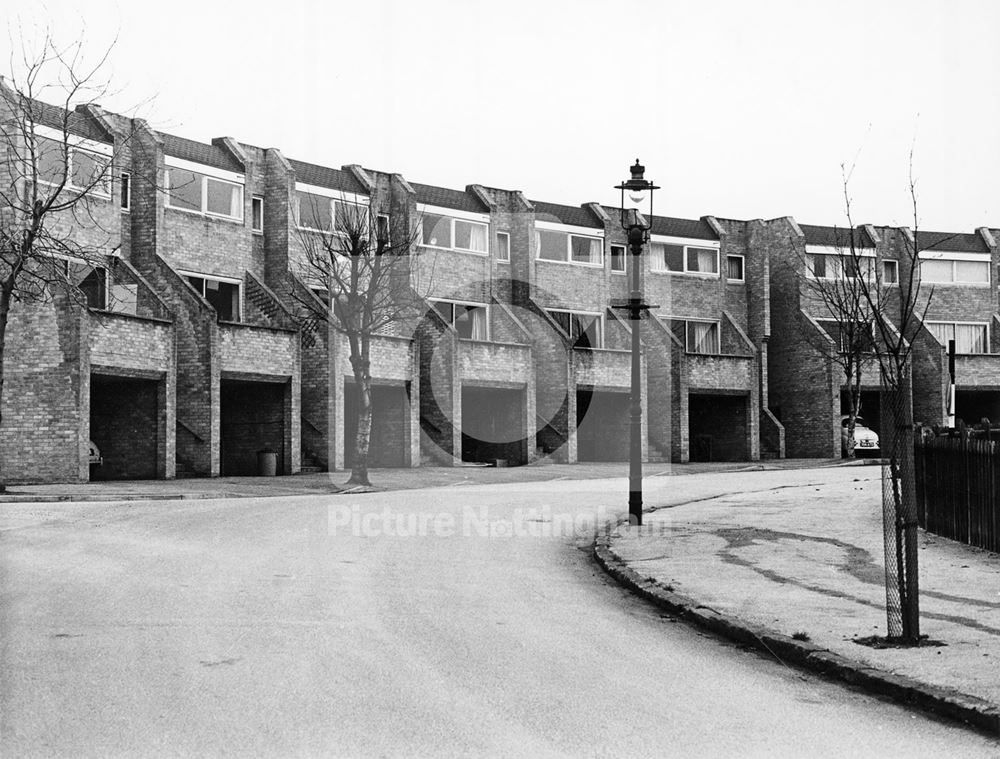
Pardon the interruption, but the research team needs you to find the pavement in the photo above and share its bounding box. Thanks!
[3,457,999,738]
[597,466,1000,736]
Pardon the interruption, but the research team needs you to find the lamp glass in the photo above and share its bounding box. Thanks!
[627,187,647,207]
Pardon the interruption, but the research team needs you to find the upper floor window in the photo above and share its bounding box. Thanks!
[883,259,898,284]
[610,244,626,273]
[183,273,242,321]
[686,320,720,354]
[421,214,488,254]
[806,252,875,280]
[56,258,108,309]
[650,243,718,276]
[119,172,131,211]
[919,255,990,285]
[817,319,876,354]
[35,135,111,196]
[430,299,488,340]
[536,230,603,266]
[496,232,510,262]
[251,195,264,234]
[295,191,368,234]
[726,254,744,282]
[166,166,244,221]
[926,321,989,354]
[547,309,603,349]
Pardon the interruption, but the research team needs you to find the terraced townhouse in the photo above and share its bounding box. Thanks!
[2,92,996,482]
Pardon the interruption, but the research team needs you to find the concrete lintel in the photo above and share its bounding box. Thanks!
[90,365,165,381]
[220,370,290,384]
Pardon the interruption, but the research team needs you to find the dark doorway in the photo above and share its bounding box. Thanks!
[344,382,409,468]
[90,375,160,480]
[576,388,629,461]
[221,380,286,476]
[689,393,749,462]
[956,390,1000,428]
[461,386,527,465]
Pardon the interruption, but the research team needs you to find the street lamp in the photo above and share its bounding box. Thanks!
[613,160,658,527]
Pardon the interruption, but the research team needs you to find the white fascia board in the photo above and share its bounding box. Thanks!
[918,250,991,262]
[417,203,489,224]
[649,233,720,249]
[534,220,604,238]
[165,155,244,184]
[547,306,604,317]
[34,124,113,156]
[175,269,243,285]
[805,244,875,257]
[295,182,368,206]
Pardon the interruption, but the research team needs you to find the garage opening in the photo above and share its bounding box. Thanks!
[956,390,1000,428]
[461,385,527,466]
[689,393,749,462]
[90,374,160,480]
[576,388,629,462]
[221,379,287,476]
[840,388,882,438]
[344,382,409,468]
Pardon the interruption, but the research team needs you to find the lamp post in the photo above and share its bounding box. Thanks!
[612,160,658,527]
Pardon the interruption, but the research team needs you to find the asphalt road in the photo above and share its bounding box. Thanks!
[2,469,997,757]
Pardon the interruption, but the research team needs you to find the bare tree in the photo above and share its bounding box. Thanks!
[294,197,424,487]
[798,226,878,458]
[0,35,137,490]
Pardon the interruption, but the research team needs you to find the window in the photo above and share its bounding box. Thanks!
[920,256,990,285]
[251,196,263,233]
[610,244,626,273]
[649,243,718,276]
[535,230,603,266]
[685,320,720,355]
[806,253,874,280]
[167,167,244,220]
[35,135,111,196]
[120,172,131,211]
[420,213,488,253]
[926,322,989,354]
[883,259,898,284]
[726,255,744,281]
[430,299,488,340]
[376,214,391,246]
[185,274,241,321]
[547,309,603,349]
[496,232,510,262]
[818,320,875,354]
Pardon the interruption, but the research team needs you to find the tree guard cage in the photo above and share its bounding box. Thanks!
[879,369,920,641]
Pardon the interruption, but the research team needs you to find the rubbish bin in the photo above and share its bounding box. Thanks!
[257,449,278,477]
[495,458,508,468]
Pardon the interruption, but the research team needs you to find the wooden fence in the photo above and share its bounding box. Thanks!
[914,436,999,553]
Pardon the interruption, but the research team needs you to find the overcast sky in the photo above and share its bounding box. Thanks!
[7,0,1000,232]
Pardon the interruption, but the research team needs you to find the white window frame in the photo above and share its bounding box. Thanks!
[925,320,991,355]
[33,128,113,198]
[534,222,604,268]
[496,231,510,262]
[376,214,391,246]
[251,195,264,234]
[918,251,991,286]
[177,269,243,322]
[428,298,490,340]
[418,209,490,255]
[683,319,721,355]
[648,235,721,278]
[610,244,626,274]
[882,259,899,285]
[726,254,745,282]
[546,308,604,349]
[119,171,131,212]
[294,185,369,234]
[165,157,245,222]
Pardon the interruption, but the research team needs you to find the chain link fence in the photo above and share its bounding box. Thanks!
[879,370,920,641]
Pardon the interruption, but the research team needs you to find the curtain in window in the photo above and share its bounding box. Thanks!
[727,256,743,280]
[689,322,718,354]
[956,261,989,284]
[470,307,488,340]
[468,222,488,253]
[688,248,717,274]
[956,324,987,354]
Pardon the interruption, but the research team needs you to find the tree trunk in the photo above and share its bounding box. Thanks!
[348,353,373,487]
[0,286,10,493]
[845,370,863,459]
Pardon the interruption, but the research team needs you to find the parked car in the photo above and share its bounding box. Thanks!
[841,416,879,457]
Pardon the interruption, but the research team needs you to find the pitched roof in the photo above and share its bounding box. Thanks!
[799,224,875,248]
[648,214,718,241]
[916,230,990,254]
[161,133,243,173]
[531,200,603,228]
[411,182,489,212]
[28,98,111,144]
[288,159,368,195]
